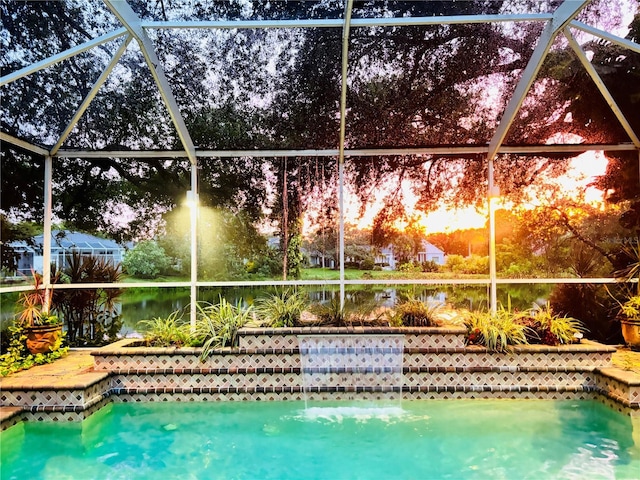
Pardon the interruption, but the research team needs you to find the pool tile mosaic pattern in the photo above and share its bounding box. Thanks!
[2,327,639,428]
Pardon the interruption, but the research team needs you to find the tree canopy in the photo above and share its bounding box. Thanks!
[1,0,638,273]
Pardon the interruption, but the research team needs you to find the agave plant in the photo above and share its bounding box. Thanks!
[195,297,252,361]
[254,289,308,327]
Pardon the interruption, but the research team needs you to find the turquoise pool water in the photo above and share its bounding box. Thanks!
[1,400,639,479]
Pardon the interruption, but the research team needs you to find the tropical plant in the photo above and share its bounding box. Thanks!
[140,309,193,347]
[254,289,308,327]
[52,252,123,346]
[394,295,442,327]
[620,295,640,319]
[310,297,347,326]
[16,271,60,327]
[463,305,529,353]
[516,303,585,345]
[0,324,68,376]
[195,297,252,361]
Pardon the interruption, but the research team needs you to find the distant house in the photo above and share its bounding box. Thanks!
[9,230,125,275]
[307,249,336,269]
[375,240,445,270]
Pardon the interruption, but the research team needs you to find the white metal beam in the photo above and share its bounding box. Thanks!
[487,0,592,161]
[43,156,53,305]
[141,13,553,30]
[564,28,640,148]
[338,0,354,310]
[0,132,49,156]
[103,0,197,165]
[570,20,640,54]
[0,28,127,87]
[51,143,636,159]
[189,163,198,330]
[51,36,133,155]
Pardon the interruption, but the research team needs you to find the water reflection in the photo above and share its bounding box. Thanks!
[0,283,556,336]
[118,283,554,336]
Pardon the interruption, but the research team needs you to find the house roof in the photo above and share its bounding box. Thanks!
[33,230,123,251]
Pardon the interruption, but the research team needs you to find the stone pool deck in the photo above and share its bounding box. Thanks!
[1,329,640,431]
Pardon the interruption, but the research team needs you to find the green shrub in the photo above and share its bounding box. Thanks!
[444,254,465,272]
[515,303,586,345]
[397,261,421,272]
[310,297,347,326]
[195,297,252,361]
[463,305,529,352]
[360,259,375,271]
[139,310,193,347]
[420,260,440,273]
[394,297,442,327]
[53,253,123,347]
[255,289,308,327]
[444,254,488,275]
[123,240,171,279]
[0,324,68,376]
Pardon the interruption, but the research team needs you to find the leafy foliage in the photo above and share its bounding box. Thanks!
[310,297,347,327]
[254,289,308,327]
[195,297,252,361]
[53,253,123,346]
[0,324,68,377]
[123,241,172,279]
[515,304,586,346]
[394,296,442,327]
[139,310,193,347]
[463,305,529,353]
[16,271,59,327]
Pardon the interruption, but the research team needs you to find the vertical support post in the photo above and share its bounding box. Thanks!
[43,155,53,312]
[189,163,198,330]
[488,158,498,315]
[337,0,354,310]
[339,159,345,308]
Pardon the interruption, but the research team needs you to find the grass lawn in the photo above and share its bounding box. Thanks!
[300,268,486,281]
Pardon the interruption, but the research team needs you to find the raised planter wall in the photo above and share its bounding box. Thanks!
[2,326,638,429]
[90,327,638,413]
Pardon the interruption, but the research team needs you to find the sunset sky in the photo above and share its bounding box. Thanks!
[346,151,609,234]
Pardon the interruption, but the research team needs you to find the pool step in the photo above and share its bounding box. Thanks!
[92,344,614,371]
[0,369,111,427]
[106,366,599,391]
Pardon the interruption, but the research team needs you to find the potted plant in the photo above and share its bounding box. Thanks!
[612,242,640,350]
[617,295,640,350]
[17,271,63,354]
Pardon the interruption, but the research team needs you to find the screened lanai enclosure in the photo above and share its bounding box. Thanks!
[1,0,639,342]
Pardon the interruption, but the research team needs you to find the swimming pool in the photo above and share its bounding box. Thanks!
[2,399,639,479]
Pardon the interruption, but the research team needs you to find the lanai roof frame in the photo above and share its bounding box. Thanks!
[1,0,639,317]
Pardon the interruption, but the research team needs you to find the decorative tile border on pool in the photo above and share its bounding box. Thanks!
[3,329,639,429]
[1,377,111,410]
[108,388,596,404]
[238,327,467,350]
[594,367,640,410]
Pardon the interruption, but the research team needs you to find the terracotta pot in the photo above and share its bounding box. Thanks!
[25,324,63,354]
[620,318,640,351]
